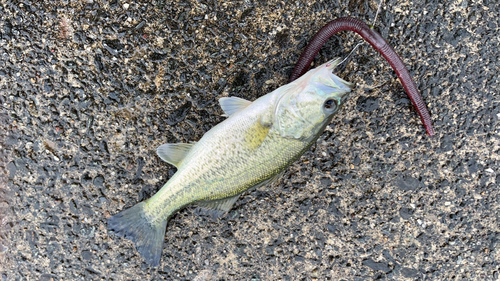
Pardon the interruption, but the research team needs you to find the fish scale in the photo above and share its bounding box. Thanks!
[149,114,304,214]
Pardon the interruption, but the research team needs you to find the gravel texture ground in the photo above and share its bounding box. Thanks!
[1,0,499,280]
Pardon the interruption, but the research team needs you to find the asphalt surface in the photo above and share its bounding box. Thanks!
[1,0,499,280]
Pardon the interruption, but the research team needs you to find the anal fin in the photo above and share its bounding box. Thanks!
[196,194,241,218]
[195,171,285,218]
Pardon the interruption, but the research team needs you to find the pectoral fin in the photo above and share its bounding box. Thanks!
[219,97,252,117]
[242,120,270,150]
[156,143,195,167]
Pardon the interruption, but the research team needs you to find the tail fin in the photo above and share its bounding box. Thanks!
[108,202,168,266]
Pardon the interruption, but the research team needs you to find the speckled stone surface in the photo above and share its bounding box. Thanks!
[1,0,499,280]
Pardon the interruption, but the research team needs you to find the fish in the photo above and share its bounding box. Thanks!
[108,58,353,266]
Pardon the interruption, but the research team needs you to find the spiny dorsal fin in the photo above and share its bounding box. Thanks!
[219,97,252,117]
[156,143,195,167]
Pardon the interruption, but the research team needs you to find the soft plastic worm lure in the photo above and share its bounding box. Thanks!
[290,17,434,136]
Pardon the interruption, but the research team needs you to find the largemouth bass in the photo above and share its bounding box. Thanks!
[108,58,353,266]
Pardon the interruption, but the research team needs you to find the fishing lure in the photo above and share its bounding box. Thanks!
[290,17,434,135]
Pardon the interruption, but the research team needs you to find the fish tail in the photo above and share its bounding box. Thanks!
[108,201,167,267]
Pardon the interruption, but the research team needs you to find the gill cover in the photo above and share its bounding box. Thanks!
[273,58,353,140]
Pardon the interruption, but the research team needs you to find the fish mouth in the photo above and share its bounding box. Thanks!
[324,58,354,91]
[328,59,353,104]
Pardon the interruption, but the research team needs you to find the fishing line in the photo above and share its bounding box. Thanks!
[370,0,384,29]
[336,0,384,70]
[336,41,365,70]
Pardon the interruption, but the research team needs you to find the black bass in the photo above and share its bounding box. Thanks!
[108,58,353,266]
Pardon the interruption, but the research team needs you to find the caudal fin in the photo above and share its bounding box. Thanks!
[108,202,167,266]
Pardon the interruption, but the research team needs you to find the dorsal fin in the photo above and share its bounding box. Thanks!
[219,97,252,117]
[156,143,195,167]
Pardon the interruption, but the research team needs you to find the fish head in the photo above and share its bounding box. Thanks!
[274,58,353,140]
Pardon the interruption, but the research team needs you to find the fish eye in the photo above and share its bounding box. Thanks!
[323,99,338,112]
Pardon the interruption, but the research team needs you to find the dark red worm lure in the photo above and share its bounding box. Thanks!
[290,17,434,136]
